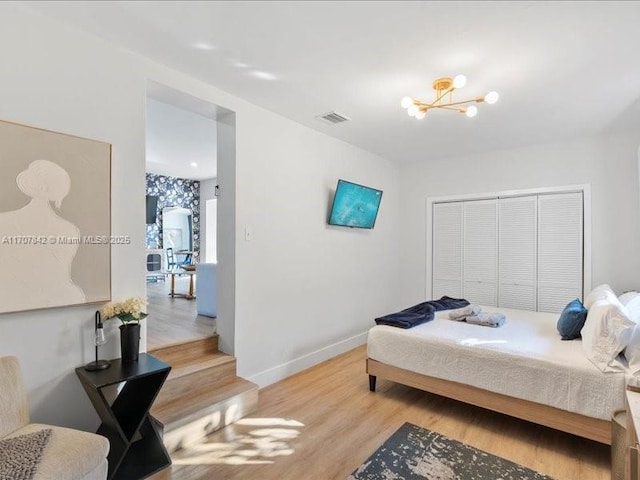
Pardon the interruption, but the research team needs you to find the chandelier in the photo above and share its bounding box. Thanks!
[401,75,498,119]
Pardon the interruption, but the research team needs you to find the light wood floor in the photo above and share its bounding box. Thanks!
[151,345,610,480]
[146,276,215,351]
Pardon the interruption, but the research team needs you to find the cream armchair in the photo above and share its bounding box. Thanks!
[0,356,110,479]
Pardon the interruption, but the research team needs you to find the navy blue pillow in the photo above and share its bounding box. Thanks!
[557,299,588,340]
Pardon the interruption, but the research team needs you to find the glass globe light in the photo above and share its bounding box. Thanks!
[408,105,419,117]
[95,325,106,346]
[465,105,478,118]
[401,96,413,109]
[484,91,499,104]
[415,110,426,120]
[453,74,467,89]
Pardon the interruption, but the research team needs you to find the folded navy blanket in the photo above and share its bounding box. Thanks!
[375,296,470,329]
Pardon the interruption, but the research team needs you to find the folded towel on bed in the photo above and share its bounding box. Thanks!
[375,296,470,329]
[448,304,482,320]
[466,312,506,328]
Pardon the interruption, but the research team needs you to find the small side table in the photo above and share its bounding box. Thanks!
[76,354,172,480]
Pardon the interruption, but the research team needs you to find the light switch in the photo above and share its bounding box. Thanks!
[244,226,252,241]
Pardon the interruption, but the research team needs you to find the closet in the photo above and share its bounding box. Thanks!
[432,191,583,313]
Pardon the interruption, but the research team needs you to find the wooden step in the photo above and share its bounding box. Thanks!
[148,334,259,453]
[151,377,259,452]
[153,352,237,408]
[164,352,235,381]
[149,334,219,363]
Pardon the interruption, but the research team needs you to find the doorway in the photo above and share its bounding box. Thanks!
[144,81,235,353]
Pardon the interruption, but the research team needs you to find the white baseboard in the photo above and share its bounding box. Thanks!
[246,331,368,388]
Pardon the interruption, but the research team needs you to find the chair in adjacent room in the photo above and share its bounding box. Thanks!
[166,247,176,269]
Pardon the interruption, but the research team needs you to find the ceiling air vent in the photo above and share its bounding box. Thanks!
[317,111,351,125]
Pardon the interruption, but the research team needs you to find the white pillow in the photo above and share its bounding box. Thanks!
[620,291,640,307]
[581,298,635,372]
[624,324,640,375]
[584,284,616,310]
[625,296,640,324]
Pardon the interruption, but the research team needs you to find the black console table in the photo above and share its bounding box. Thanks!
[76,353,172,480]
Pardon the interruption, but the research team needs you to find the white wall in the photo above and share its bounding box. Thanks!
[234,108,400,385]
[398,131,640,307]
[0,4,401,429]
[215,116,237,356]
[0,5,147,430]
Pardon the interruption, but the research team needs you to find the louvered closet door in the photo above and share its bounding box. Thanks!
[463,200,498,306]
[432,202,463,299]
[498,196,537,310]
[537,192,583,313]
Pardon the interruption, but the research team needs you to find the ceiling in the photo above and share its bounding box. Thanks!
[23,1,640,163]
[146,98,217,180]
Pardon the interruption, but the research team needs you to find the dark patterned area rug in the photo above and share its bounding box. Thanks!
[348,423,553,480]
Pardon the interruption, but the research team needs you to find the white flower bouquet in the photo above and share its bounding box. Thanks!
[101,297,148,325]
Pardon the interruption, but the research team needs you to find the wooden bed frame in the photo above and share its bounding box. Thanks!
[367,357,611,445]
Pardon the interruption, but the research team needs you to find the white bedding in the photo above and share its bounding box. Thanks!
[367,306,628,420]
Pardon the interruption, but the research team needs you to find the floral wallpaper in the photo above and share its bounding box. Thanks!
[146,173,200,261]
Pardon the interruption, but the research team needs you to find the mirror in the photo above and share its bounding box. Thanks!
[162,207,193,253]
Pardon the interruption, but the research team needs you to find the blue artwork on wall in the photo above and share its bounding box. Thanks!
[146,173,200,260]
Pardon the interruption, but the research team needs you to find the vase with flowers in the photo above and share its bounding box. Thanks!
[101,297,148,364]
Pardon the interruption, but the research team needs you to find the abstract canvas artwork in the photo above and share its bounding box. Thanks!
[0,120,111,314]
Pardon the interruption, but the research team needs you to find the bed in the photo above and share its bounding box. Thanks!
[367,306,629,445]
